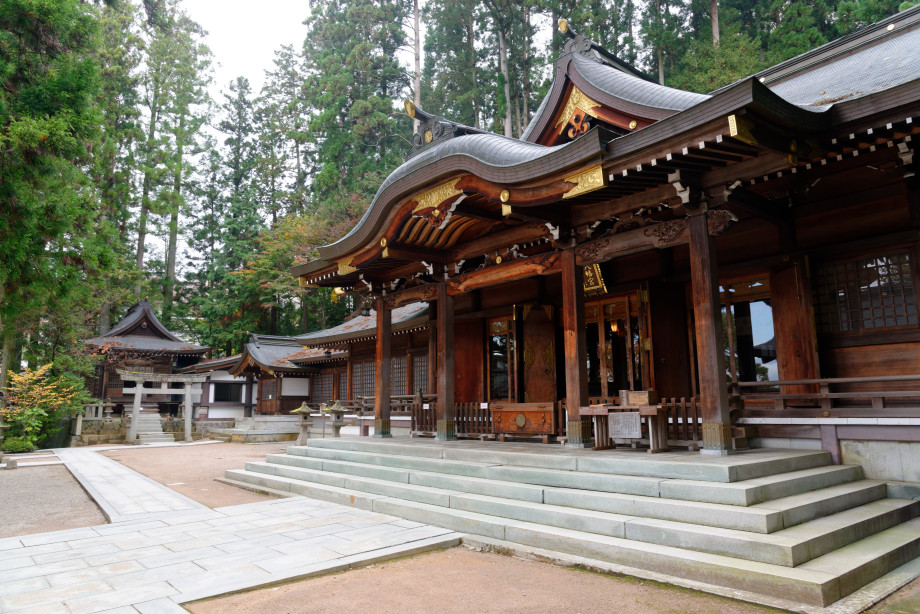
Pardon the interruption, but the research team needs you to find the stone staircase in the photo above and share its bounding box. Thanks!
[134,413,175,443]
[223,438,920,608]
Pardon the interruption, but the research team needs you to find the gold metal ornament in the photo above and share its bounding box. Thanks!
[558,18,568,33]
[412,178,463,214]
[628,120,638,129]
[563,164,606,199]
[337,259,357,275]
[555,86,601,135]
[404,100,416,118]
[424,130,433,143]
[500,189,510,202]
[380,237,388,247]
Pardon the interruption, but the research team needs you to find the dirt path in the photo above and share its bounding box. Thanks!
[186,547,786,614]
[100,442,288,508]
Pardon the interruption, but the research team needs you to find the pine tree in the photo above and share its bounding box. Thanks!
[302,0,410,220]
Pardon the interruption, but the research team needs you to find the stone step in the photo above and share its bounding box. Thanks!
[300,439,832,483]
[264,451,884,534]
[560,479,886,534]
[224,468,906,607]
[797,516,920,600]
[242,460,917,567]
[295,445,863,506]
[291,445,501,478]
[138,434,175,442]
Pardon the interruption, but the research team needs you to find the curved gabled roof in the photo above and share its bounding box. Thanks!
[521,39,710,143]
[315,129,606,261]
[229,334,323,377]
[87,299,209,354]
[571,54,709,114]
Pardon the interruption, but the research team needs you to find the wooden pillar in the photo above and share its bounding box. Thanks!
[374,295,392,437]
[183,383,193,442]
[127,379,142,442]
[688,212,733,455]
[346,345,354,399]
[428,316,438,396]
[436,282,456,439]
[245,375,254,416]
[561,248,591,447]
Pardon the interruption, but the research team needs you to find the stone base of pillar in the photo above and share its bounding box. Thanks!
[565,419,593,448]
[373,418,392,438]
[701,422,736,455]
[436,419,456,440]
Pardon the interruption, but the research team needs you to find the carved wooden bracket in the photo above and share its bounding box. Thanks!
[706,209,738,235]
[383,283,439,310]
[447,251,561,294]
[411,177,467,229]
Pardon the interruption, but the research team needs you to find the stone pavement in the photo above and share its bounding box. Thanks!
[0,446,461,614]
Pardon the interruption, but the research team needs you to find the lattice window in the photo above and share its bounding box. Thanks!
[391,355,407,395]
[313,373,334,404]
[361,360,375,398]
[813,252,918,334]
[413,354,428,395]
[261,380,278,400]
[338,372,347,400]
[351,362,364,398]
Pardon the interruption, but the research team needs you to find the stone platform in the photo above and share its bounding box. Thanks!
[224,437,920,611]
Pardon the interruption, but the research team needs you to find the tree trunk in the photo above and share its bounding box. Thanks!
[164,111,185,327]
[136,86,161,296]
[656,0,665,85]
[413,0,421,133]
[711,0,720,46]
[468,14,481,129]
[0,284,10,390]
[522,4,532,128]
[499,28,512,138]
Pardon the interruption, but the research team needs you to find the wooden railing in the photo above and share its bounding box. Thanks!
[411,402,436,435]
[456,403,492,437]
[732,375,920,418]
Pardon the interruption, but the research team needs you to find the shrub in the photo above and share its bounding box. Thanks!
[1,437,36,453]
[1,364,93,448]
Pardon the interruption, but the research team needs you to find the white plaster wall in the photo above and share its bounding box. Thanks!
[841,440,920,482]
[208,370,239,383]
[207,406,245,419]
[282,378,309,397]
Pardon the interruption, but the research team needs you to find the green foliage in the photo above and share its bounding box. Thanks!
[669,27,768,93]
[2,365,93,447]
[1,438,36,453]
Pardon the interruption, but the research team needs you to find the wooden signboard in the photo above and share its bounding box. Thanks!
[609,412,642,439]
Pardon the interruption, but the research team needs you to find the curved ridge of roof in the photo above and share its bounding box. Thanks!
[316,133,590,260]
[571,54,710,113]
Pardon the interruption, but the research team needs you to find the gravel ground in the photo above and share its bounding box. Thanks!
[0,464,106,538]
[185,547,786,614]
[99,442,288,508]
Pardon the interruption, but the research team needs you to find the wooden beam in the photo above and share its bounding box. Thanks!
[383,283,439,310]
[569,184,679,226]
[446,251,561,295]
[436,282,455,439]
[575,220,689,266]
[725,188,790,228]
[452,223,550,261]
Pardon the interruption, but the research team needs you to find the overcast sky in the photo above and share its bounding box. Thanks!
[181,0,311,100]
